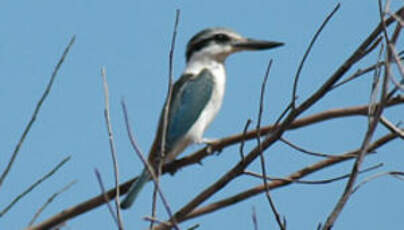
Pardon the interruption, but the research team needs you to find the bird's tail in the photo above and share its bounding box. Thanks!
[120,168,151,209]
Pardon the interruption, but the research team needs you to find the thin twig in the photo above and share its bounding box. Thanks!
[239,119,252,162]
[145,216,172,226]
[368,43,384,125]
[0,36,75,188]
[164,96,403,174]
[387,47,404,98]
[243,163,383,185]
[256,60,285,230]
[280,137,336,158]
[94,169,119,227]
[101,67,124,229]
[151,9,181,229]
[352,171,404,194]
[29,8,404,230]
[121,100,180,230]
[186,224,200,230]
[153,6,403,228]
[150,187,159,230]
[182,134,397,222]
[291,4,340,109]
[0,156,71,217]
[28,180,76,226]
[380,116,404,138]
[331,60,383,90]
[27,96,404,229]
[322,2,392,228]
[389,43,404,79]
[252,206,258,230]
[361,36,384,61]
[272,101,293,129]
[390,13,404,44]
[387,11,404,27]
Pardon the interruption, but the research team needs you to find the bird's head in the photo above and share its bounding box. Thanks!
[185,27,284,63]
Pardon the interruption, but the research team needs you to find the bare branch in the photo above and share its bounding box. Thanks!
[252,206,258,230]
[182,134,398,222]
[28,180,76,226]
[27,5,404,230]
[121,101,180,230]
[0,36,75,188]
[101,67,124,229]
[389,43,404,79]
[145,216,172,227]
[322,2,393,228]
[280,137,337,158]
[256,60,285,229]
[151,9,181,229]
[94,169,119,227]
[380,116,404,138]
[352,171,404,194]
[331,60,383,90]
[166,97,403,175]
[291,4,340,108]
[239,119,252,162]
[27,96,404,230]
[243,163,383,185]
[0,156,71,218]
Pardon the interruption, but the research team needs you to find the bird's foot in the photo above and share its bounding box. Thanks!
[198,137,218,145]
[197,138,221,155]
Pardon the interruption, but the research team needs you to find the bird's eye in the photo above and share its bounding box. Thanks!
[214,34,230,42]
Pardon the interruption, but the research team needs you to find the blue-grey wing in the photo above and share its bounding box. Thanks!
[165,69,214,150]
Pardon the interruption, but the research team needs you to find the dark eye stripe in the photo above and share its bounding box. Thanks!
[186,38,213,61]
[214,34,230,42]
[186,34,231,61]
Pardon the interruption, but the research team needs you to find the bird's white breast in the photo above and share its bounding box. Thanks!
[184,59,226,144]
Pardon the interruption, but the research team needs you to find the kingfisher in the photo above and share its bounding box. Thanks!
[121,27,283,209]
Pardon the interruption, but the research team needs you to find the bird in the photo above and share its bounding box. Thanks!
[120,27,284,209]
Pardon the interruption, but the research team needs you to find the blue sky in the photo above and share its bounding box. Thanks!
[1,0,403,229]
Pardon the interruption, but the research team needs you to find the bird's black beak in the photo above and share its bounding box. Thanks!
[232,38,284,51]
